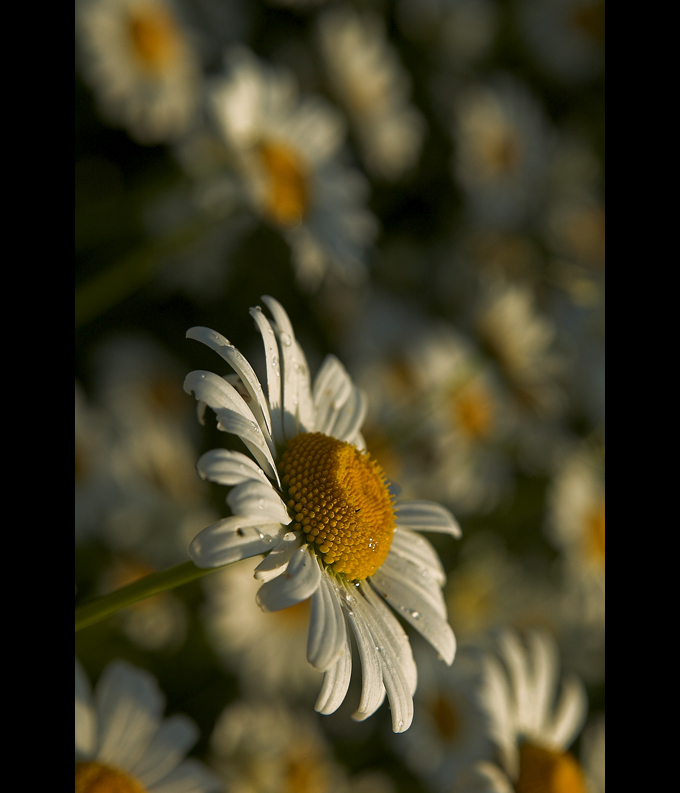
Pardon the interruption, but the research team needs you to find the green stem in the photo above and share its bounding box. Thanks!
[75,215,216,329]
[75,561,217,632]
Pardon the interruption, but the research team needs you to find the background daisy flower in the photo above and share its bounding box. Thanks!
[75,658,219,792]
[183,296,461,732]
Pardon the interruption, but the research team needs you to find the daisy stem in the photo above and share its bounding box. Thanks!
[75,214,218,328]
[75,561,216,632]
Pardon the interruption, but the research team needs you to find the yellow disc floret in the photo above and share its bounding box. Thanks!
[258,141,310,227]
[128,6,182,74]
[280,433,396,581]
[75,762,147,793]
[516,742,588,793]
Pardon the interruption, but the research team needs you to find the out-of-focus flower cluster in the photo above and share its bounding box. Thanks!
[76,0,604,790]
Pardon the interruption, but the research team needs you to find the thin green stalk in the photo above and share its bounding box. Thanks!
[75,561,217,632]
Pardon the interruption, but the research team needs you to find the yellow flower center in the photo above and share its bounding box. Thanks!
[280,433,396,581]
[586,499,605,567]
[75,762,147,793]
[452,381,495,441]
[129,6,181,74]
[515,742,587,793]
[257,141,310,227]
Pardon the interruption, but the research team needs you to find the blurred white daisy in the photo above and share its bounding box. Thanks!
[210,48,378,290]
[75,658,219,793]
[476,276,565,418]
[76,0,201,143]
[517,0,605,86]
[451,76,552,229]
[581,715,605,793]
[316,7,426,181]
[455,629,589,793]
[184,296,461,732]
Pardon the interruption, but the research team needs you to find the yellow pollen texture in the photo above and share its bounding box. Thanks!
[258,141,310,227]
[129,7,181,74]
[515,742,588,793]
[453,381,495,441]
[75,762,147,793]
[280,433,396,581]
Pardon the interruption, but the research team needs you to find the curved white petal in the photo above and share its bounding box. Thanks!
[75,659,96,760]
[253,531,302,582]
[213,409,279,483]
[151,757,221,793]
[313,355,353,435]
[130,715,198,788]
[499,631,532,734]
[196,449,269,487]
[226,480,290,524]
[186,326,273,441]
[389,527,446,585]
[307,568,348,672]
[315,622,352,715]
[256,546,322,611]
[480,655,518,780]
[261,296,315,439]
[546,675,588,750]
[189,517,285,568]
[380,543,447,613]
[356,582,417,732]
[95,662,163,770]
[250,306,284,444]
[338,580,385,720]
[527,630,559,736]
[395,500,462,538]
[370,569,456,665]
[329,385,368,443]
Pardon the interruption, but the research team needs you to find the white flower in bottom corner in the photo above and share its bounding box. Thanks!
[456,629,589,793]
[184,296,462,732]
[75,658,219,793]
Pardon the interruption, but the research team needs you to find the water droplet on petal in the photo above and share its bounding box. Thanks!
[284,531,296,542]
[280,332,292,346]
[410,611,420,620]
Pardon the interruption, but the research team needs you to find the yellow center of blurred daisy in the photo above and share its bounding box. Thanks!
[429,693,459,741]
[129,7,181,74]
[586,499,605,567]
[515,742,587,793]
[75,762,147,793]
[258,142,310,226]
[280,433,396,580]
[452,382,495,441]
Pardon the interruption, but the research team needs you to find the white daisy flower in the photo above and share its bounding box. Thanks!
[209,48,378,290]
[451,76,552,230]
[455,629,589,793]
[183,296,461,732]
[75,658,219,793]
[475,276,565,419]
[316,7,426,181]
[76,0,201,143]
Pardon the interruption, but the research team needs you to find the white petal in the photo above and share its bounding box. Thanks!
[480,655,518,779]
[499,631,532,733]
[312,355,353,435]
[130,715,197,788]
[395,500,462,538]
[329,386,368,442]
[189,517,285,568]
[186,326,273,441]
[261,296,315,439]
[307,570,348,672]
[95,661,162,770]
[226,480,290,524]
[250,306,284,444]
[370,569,456,665]
[356,582,417,732]
[380,544,447,615]
[253,531,302,582]
[196,449,270,487]
[315,622,352,715]
[389,527,446,585]
[546,675,588,749]
[527,630,559,736]
[256,546,322,611]
[455,762,515,793]
[213,409,280,483]
[75,659,96,760]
